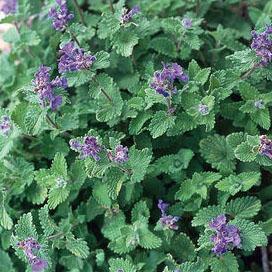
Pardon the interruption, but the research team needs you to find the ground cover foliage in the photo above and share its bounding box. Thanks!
[0,0,272,271]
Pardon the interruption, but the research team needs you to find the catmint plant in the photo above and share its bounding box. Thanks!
[48,0,74,31]
[209,215,241,255]
[58,42,96,73]
[0,0,17,14]
[33,65,67,111]
[1,0,271,271]
[17,238,47,272]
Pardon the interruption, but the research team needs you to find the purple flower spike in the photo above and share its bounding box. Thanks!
[251,25,272,66]
[69,136,102,160]
[209,214,241,256]
[17,238,47,272]
[0,0,17,14]
[150,63,188,97]
[0,115,11,136]
[121,6,140,24]
[58,42,96,73]
[158,199,180,230]
[108,145,129,164]
[48,0,74,31]
[259,135,272,159]
[182,17,192,29]
[33,65,67,111]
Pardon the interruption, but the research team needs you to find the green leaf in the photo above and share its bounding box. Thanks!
[97,12,120,39]
[149,111,176,138]
[51,153,68,178]
[138,228,162,249]
[129,112,152,135]
[0,250,15,272]
[14,213,37,240]
[93,181,112,207]
[66,235,90,259]
[225,197,261,219]
[109,258,137,272]
[128,146,152,183]
[149,37,177,57]
[216,172,260,195]
[112,30,139,57]
[192,205,225,227]
[48,186,70,209]
[234,219,267,251]
[194,68,211,85]
[38,205,56,236]
[131,201,150,222]
[200,135,236,173]
[0,206,13,230]
[210,253,239,272]
[234,142,257,162]
[11,102,46,135]
[172,233,196,261]
[92,51,110,70]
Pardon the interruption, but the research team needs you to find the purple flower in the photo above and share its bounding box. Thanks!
[121,6,140,24]
[254,99,265,109]
[70,136,102,160]
[48,0,74,31]
[198,104,209,115]
[209,215,241,256]
[158,199,180,230]
[108,145,129,164]
[33,65,67,111]
[0,0,17,14]
[17,237,48,272]
[259,135,272,159]
[150,63,188,97]
[182,17,192,29]
[251,25,272,66]
[0,115,11,136]
[58,42,96,73]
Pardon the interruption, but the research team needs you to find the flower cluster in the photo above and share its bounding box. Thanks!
[254,99,265,109]
[0,115,11,136]
[17,237,47,272]
[120,6,140,24]
[0,0,17,14]
[58,42,96,73]
[158,199,180,230]
[198,103,209,115]
[70,136,102,160]
[251,25,272,66]
[108,145,129,164]
[259,135,272,159]
[150,63,189,97]
[33,65,67,111]
[48,0,74,31]
[182,17,192,29]
[209,214,241,255]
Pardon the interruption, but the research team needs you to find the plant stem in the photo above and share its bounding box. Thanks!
[72,0,86,26]
[109,0,114,13]
[67,28,81,47]
[46,114,72,138]
[240,64,257,80]
[261,246,270,272]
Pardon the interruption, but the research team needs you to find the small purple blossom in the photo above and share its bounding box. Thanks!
[33,65,67,111]
[251,25,272,66]
[17,237,47,272]
[48,0,74,31]
[0,0,17,14]
[70,136,102,160]
[58,42,96,73]
[182,17,192,29]
[209,215,241,256]
[150,63,188,97]
[121,6,140,24]
[0,115,11,136]
[108,145,129,164]
[198,103,209,115]
[254,99,265,109]
[158,199,180,230]
[259,135,272,159]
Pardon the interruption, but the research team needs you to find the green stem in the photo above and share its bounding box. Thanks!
[46,114,71,138]
[109,0,114,13]
[67,28,81,47]
[72,0,86,26]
